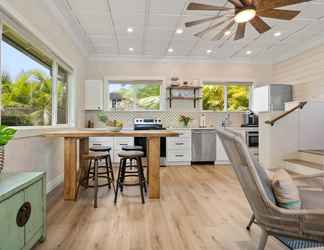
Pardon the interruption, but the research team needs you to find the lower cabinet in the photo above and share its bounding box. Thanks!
[89,137,133,163]
[215,134,230,164]
[0,172,46,250]
[166,130,191,165]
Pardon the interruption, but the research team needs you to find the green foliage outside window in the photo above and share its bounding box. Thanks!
[203,84,250,112]
[227,85,250,112]
[110,83,160,111]
[202,85,225,111]
[1,70,66,126]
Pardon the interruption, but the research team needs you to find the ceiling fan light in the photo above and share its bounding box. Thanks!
[234,8,256,23]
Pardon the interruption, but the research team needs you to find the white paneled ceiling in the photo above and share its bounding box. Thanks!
[56,0,324,63]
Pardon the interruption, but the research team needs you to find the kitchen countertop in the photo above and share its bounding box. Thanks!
[167,126,258,131]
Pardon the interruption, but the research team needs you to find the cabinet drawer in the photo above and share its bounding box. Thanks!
[167,138,190,150]
[90,137,114,144]
[167,150,191,162]
[172,130,191,138]
[0,191,25,250]
[114,137,134,149]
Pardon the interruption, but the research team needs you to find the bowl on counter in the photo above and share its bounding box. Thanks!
[107,126,122,132]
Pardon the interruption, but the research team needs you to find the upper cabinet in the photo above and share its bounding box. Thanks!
[251,85,292,113]
[84,80,104,110]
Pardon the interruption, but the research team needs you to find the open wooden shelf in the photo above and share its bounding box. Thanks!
[167,86,202,108]
[167,96,202,100]
[166,86,202,90]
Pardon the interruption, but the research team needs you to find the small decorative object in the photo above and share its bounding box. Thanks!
[183,81,189,86]
[179,115,193,128]
[171,77,179,82]
[0,125,17,174]
[97,112,123,132]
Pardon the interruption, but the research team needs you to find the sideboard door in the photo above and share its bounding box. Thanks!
[25,180,44,243]
[0,192,25,250]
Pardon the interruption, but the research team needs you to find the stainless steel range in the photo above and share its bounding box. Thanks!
[134,118,166,158]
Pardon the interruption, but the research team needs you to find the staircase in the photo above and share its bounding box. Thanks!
[282,150,324,177]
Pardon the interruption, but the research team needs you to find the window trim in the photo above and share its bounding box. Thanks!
[104,76,167,112]
[202,81,253,112]
[0,21,74,128]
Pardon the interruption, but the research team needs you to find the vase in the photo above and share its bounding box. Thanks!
[180,121,189,128]
[0,146,4,174]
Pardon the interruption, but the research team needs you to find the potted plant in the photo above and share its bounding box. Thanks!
[0,125,17,174]
[179,115,193,128]
[97,112,123,132]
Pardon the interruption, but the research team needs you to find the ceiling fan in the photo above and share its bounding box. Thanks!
[185,0,312,41]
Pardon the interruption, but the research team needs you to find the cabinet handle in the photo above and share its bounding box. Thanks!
[93,143,102,146]
[119,143,128,146]
[176,155,184,157]
[176,143,184,145]
[16,202,31,227]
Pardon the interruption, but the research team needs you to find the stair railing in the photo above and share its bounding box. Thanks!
[265,101,307,126]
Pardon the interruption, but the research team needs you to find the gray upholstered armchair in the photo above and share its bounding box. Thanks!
[216,128,324,250]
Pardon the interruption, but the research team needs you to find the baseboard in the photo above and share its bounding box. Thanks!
[47,174,64,194]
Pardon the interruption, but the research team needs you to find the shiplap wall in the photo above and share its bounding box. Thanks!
[273,44,324,101]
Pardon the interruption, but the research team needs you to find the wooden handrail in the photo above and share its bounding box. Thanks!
[265,101,307,126]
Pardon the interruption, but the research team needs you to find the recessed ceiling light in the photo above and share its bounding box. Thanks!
[225,30,231,36]
[274,32,281,37]
[246,50,252,55]
[168,48,174,53]
[127,27,134,33]
[129,47,134,52]
[176,28,183,34]
[206,49,212,54]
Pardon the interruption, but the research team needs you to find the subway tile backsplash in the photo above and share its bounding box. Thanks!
[85,111,244,128]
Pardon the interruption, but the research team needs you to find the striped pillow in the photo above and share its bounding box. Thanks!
[271,169,301,209]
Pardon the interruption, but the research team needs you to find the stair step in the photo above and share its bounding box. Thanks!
[299,150,324,156]
[282,159,324,176]
[284,159,324,170]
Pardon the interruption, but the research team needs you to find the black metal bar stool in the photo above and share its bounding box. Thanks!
[89,145,114,190]
[114,150,146,204]
[81,152,110,208]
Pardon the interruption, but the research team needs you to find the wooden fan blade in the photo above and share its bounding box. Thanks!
[258,9,300,20]
[187,2,233,11]
[239,0,253,6]
[185,15,224,27]
[234,23,246,40]
[194,17,233,38]
[257,0,311,11]
[212,20,236,41]
[228,0,244,7]
[250,16,271,33]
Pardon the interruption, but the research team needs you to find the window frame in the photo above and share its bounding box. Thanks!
[202,81,253,112]
[0,21,74,128]
[104,76,167,112]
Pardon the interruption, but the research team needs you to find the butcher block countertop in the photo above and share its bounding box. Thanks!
[43,128,179,138]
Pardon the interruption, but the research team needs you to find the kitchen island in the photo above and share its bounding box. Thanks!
[44,129,178,200]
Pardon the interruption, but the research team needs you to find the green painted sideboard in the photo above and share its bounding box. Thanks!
[0,172,46,250]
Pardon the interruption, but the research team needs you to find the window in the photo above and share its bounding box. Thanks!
[203,83,250,112]
[57,66,69,124]
[0,24,71,126]
[108,80,161,111]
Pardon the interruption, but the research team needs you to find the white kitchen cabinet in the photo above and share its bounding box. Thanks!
[113,137,134,163]
[166,129,191,165]
[215,134,230,164]
[84,80,104,110]
[89,137,133,163]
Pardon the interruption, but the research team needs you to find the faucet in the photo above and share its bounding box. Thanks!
[221,113,231,128]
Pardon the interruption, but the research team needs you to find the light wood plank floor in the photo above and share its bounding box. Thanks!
[34,165,286,250]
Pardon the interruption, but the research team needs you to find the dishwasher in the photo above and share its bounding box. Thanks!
[191,129,216,163]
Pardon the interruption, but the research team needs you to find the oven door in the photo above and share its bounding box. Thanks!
[246,131,259,147]
[134,137,166,157]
